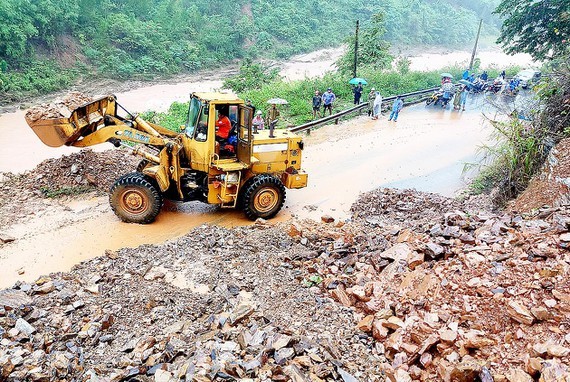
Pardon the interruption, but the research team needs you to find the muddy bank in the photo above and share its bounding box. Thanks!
[1,187,569,380]
[0,149,139,229]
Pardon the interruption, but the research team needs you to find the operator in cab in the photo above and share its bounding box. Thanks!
[215,108,232,141]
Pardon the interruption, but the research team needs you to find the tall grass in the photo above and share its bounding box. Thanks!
[469,59,569,205]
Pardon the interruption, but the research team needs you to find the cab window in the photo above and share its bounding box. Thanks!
[194,106,209,142]
[240,107,251,141]
[185,97,201,137]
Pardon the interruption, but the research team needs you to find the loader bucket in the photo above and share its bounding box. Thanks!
[25,95,116,147]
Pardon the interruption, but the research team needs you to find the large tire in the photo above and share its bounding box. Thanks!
[241,174,286,220]
[109,172,163,224]
[136,159,151,172]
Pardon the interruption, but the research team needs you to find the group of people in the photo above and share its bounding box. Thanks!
[215,99,281,146]
[367,89,404,121]
[311,88,338,119]
[310,84,405,122]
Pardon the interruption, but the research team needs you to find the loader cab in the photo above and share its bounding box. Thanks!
[182,93,253,171]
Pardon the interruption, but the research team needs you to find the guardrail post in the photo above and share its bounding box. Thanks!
[335,118,339,125]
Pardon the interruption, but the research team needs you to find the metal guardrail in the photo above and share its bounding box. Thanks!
[288,86,439,134]
[288,74,543,134]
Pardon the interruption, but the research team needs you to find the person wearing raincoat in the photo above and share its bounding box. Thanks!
[453,86,465,110]
[372,91,382,120]
[367,88,376,116]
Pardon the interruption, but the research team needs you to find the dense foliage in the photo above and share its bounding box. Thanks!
[495,0,570,60]
[0,0,502,100]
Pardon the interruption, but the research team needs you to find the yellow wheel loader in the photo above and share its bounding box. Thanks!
[25,93,308,223]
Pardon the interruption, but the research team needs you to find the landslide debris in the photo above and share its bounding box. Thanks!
[0,223,367,381]
[0,149,138,229]
[24,92,93,123]
[2,187,569,381]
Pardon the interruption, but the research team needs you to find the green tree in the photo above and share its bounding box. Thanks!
[223,59,280,93]
[336,13,393,75]
[495,0,570,60]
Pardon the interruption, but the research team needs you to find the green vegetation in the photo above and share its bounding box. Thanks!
[464,0,570,204]
[1,0,502,101]
[469,60,570,204]
[40,185,94,198]
[336,13,393,74]
[148,62,521,132]
[495,0,570,60]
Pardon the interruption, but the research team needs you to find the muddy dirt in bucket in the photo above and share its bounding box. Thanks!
[24,91,94,122]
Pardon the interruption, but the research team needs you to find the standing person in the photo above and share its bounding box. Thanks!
[459,87,468,111]
[500,70,506,80]
[441,79,455,108]
[480,71,488,81]
[372,91,382,120]
[312,90,322,119]
[367,88,376,116]
[353,82,363,104]
[252,110,264,133]
[453,85,465,110]
[246,99,256,115]
[388,96,404,122]
[462,69,469,80]
[322,88,336,116]
[266,103,280,138]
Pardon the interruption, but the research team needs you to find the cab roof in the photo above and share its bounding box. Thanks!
[191,92,244,103]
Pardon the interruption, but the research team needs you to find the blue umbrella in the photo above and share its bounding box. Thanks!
[349,77,368,85]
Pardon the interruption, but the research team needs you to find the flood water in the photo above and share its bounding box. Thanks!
[0,48,522,287]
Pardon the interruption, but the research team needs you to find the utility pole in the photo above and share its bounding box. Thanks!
[469,19,483,70]
[353,20,359,78]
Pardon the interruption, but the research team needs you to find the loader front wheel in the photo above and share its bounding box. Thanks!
[110,172,163,224]
[136,159,151,172]
[242,174,285,220]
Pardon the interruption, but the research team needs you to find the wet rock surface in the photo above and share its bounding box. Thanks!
[1,179,570,380]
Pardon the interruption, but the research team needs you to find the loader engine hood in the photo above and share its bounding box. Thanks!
[250,130,304,175]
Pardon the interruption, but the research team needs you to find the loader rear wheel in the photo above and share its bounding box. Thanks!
[242,174,286,220]
[110,172,163,224]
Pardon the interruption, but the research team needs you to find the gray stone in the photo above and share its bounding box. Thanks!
[274,347,294,365]
[0,290,31,309]
[15,318,36,336]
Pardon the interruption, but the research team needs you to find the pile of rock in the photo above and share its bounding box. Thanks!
[294,189,570,381]
[2,186,570,381]
[25,92,94,123]
[0,224,369,381]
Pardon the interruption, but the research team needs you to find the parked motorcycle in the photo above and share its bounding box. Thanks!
[425,91,443,106]
[485,80,504,94]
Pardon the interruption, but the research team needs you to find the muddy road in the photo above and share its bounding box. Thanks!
[0,46,529,287]
[0,93,494,288]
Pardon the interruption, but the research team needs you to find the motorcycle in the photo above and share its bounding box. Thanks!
[425,90,444,106]
[485,80,504,94]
